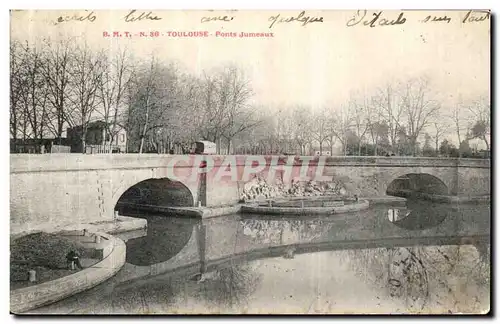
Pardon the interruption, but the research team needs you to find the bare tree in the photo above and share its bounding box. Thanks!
[41,38,75,141]
[331,105,353,156]
[196,66,256,154]
[197,73,225,149]
[468,94,490,151]
[66,44,104,153]
[350,92,374,156]
[400,77,440,156]
[292,106,313,155]
[311,107,331,154]
[16,41,51,146]
[432,121,448,155]
[166,74,205,153]
[324,109,338,156]
[373,82,404,154]
[10,40,25,144]
[129,58,181,154]
[450,97,467,145]
[97,48,133,152]
[369,121,389,156]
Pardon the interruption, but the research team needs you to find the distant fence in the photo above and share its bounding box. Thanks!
[85,145,124,154]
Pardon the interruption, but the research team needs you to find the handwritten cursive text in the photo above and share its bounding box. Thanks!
[422,15,451,23]
[462,10,490,24]
[201,15,234,23]
[124,10,162,22]
[347,10,406,28]
[268,11,324,29]
[55,10,96,25]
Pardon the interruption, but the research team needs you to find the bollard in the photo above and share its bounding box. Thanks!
[198,201,202,207]
[301,201,304,209]
[95,235,101,244]
[114,210,119,220]
[28,270,36,282]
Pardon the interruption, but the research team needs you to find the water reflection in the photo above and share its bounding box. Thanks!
[109,279,179,314]
[195,264,262,309]
[30,201,490,314]
[388,208,411,222]
[341,245,490,313]
[125,215,197,265]
[387,200,450,230]
[110,245,488,314]
[240,219,333,245]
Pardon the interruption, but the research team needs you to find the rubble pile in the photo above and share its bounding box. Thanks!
[240,177,348,202]
[240,177,284,201]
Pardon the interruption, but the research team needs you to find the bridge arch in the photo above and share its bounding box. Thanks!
[114,177,196,211]
[386,173,449,197]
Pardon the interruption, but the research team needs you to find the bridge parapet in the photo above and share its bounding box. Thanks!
[10,154,490,173]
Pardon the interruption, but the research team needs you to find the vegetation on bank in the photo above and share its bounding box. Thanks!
[10,232,87,289]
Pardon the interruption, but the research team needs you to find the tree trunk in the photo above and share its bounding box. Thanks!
[482,135,490,151]
[81,137,86,153]
[139,99,150,154]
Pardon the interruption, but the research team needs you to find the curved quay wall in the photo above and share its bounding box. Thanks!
[241,200,370,215]
[10,232,126,314]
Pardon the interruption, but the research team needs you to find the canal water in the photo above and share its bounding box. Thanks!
[30,200,490,314]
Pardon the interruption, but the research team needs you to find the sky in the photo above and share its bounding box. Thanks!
[10,10,490,108]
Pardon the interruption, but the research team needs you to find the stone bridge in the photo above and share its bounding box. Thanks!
[10,154,490,234]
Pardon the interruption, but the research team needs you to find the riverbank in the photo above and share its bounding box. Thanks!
[11,231,126,314]
[10,214,145,314]
[10,232,90,290]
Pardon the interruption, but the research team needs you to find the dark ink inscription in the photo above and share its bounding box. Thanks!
[347,10,406,28]
[55,10,96,24]
[422,15,451,23]
[201,16,234,23]
[462,10,490,24]
[268,11,324,29]
[124,10,162,22]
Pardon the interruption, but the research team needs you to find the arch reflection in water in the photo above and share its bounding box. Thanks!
[386,200,449,231]
[125,215,198,266]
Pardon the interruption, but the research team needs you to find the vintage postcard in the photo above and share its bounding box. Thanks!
[9,9,490,315]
